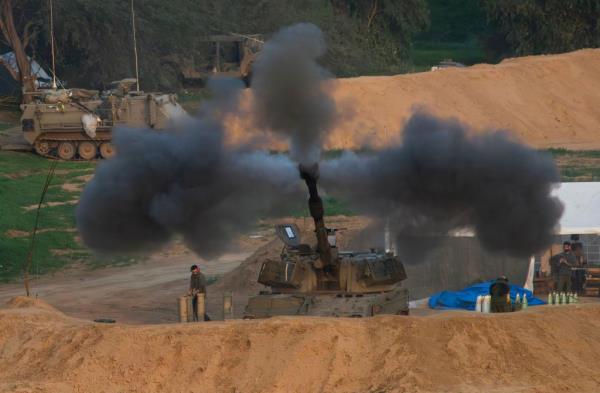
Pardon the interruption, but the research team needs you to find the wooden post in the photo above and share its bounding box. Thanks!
[186,295,193,322]
[196,293,206,322]
[178,296,188,323]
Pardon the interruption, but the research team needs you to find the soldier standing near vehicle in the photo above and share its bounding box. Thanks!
[556,241,576,293]
[188,265,207,321]
[571,241,587,294]
[490,276,512,313]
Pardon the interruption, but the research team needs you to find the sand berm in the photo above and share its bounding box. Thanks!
[1,296,600,393]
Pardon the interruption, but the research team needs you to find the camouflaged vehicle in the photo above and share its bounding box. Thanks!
[244,164,409,318]
[20,78,185,160]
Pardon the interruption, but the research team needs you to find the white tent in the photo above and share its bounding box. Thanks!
[0,51,54,88]
[552,182,600,235]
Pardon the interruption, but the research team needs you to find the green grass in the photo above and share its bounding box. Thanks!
[544,149,600,182]
[0,151,97,282]
[0,150,145,281]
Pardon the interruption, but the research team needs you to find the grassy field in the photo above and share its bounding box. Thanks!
[1,148,598,283]
[0,152,96,282]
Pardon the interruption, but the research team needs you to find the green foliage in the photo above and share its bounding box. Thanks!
[3,0,430,89]
[481,0,600,58]
[411,0,489,67]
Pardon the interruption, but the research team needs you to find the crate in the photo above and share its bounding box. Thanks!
[584,287,600,297]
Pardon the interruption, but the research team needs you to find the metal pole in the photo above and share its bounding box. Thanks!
[131,0,140,91]
[49,0,56,89]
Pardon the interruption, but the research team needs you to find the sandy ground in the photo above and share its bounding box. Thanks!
[0,216,369,324]
[0,247,251,324]
[226,48,600,151]
[2,296,600,393]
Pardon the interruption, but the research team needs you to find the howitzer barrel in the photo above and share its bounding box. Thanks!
[299,164,332,267]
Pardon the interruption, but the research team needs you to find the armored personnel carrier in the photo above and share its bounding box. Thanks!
[244,164,409,318]
[20,78,185,160]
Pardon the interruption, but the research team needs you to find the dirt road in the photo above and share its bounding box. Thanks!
[0,247,252,324]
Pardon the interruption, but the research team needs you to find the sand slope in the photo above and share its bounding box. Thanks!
[227,49,600,150]
[2,297,600,393]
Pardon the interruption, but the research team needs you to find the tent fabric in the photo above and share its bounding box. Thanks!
[0,52,55,95]
[449,182,600,237]
[552,182,600,234]
[428,280,545,310]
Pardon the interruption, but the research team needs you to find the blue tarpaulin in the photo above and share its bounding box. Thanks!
[428,281,545,310]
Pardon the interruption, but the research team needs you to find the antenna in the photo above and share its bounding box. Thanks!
[49,0,56,89]
[131,0,140,91]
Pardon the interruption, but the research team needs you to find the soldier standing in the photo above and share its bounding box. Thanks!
[571,241,587,294]
[188,265,207,321]
[490,276,512,313]
[556,241,576,293]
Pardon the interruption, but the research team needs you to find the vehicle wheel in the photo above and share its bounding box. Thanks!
[34,141,50,156]
[99,142,115,159]
[57,142,76,160]
[78,141,97,160]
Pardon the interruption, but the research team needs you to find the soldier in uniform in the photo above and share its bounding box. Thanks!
[571,241,587,294]
[188,264,208,321]
[556,241,576,293]
[490,276,512,313]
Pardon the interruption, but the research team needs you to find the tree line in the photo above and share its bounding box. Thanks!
[1,0,599,96]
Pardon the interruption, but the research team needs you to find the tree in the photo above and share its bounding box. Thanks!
[0,0,37,103]
[330,0,430,69]
[482,0,600,58]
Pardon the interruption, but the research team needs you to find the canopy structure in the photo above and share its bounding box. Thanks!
[552,182,600,235]
[0,52,54,95]
[449,182,600,237]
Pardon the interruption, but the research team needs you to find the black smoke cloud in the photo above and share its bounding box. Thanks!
[77,22,564,262]
[251,23,336,165]
[321,112,564,258]
[76,79,300,258]
[76,23,336,258]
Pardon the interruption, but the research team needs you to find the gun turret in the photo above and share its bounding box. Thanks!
[299,163,333,268]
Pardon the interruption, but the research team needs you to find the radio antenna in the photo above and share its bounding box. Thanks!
[131,0,140,91]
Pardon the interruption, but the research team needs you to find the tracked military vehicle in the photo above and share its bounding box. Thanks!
[244,164,409,318]
[20,78,185,160]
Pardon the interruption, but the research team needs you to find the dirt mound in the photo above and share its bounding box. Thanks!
[4,296,59,313]
[226,49,600,150]
[2,299,600,393]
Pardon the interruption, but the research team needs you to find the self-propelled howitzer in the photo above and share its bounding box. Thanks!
[244,164,409,318]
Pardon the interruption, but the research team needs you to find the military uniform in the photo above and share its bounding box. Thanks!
[571,243,587,294]
[490,278,511,313]
[556,251,576,292]
[190,271,207,321]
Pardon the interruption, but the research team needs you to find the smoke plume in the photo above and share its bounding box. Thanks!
[76,23,337,258]
[251,23,336,165]
[77,22,563,262]
[321,112,563,258]
[76,79,300,258]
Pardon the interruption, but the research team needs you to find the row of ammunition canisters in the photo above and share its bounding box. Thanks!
[178,292,234,322]
[547,291,578,305]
